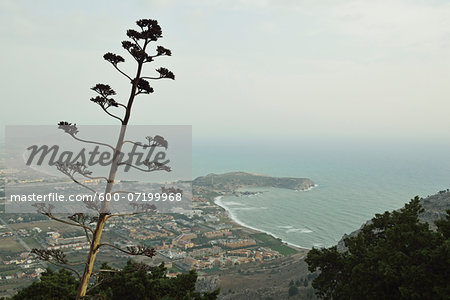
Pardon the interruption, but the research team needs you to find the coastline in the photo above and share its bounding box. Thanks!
[297,184,318,192]
[214,195,311,251]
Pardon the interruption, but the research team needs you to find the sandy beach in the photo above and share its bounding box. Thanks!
[214,196,310,252]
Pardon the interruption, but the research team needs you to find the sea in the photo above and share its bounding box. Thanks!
[192,138,450,249]
[2,137,449,249]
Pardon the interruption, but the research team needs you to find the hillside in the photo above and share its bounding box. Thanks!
[193,172,315,191]
[337,189,450,251]
[419,189,450,228]
[211,190,450,299]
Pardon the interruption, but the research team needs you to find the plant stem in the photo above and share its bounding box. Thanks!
[76,57,145,299]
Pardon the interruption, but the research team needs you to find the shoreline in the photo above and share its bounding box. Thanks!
[214,196,311,251]
[297,184,318,191]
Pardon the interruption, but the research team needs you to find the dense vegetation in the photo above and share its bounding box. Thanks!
[252,233,297,256]
[3,261,218,300]
[306,197,450,300]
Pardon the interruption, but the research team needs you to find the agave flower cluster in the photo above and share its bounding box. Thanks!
[58,121,78,135]
[88,19,175,121]
[90,84,119,108]
[143,160,171,172]
[55,161,93,178]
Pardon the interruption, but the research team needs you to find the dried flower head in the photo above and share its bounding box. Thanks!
[103,52,125,65]
[58,121,78,135]
[156,67,175,80]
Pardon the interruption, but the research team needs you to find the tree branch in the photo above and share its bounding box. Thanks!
[131,37,142,50]
[96,243,128,253]
[68,133,115,151]
[30,249,85,279]
[126,48,138,62]
[99,105,124,123]
[49,261,82,280]
[81,174,109,182]
[121,141,161,149]
[68,214,94,243]
[82,226,92,243]
[31,205,95,234]
[105,211,140,221]
[141,76,163,80]
[112,65,132,81]
[47,213,95,235]
[95,243,156,258]
[110,190,137,195]
[117,102,127,109]
[116,163,163,172]
[92,269,120,274]
[67,174,99,195]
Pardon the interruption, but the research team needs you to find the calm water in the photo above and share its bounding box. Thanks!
[2,138,449,249]
[193,139,450,248]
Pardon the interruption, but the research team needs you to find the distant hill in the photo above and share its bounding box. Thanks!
[193,172,315,191]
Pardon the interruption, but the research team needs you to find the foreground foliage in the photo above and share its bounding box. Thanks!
[306,197,450,300]
[11,269,78,300]
[9,260,219,300]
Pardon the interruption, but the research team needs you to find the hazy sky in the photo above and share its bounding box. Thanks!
[1,0,450,143]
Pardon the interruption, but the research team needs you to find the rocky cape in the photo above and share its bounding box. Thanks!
[193,171,315,192]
